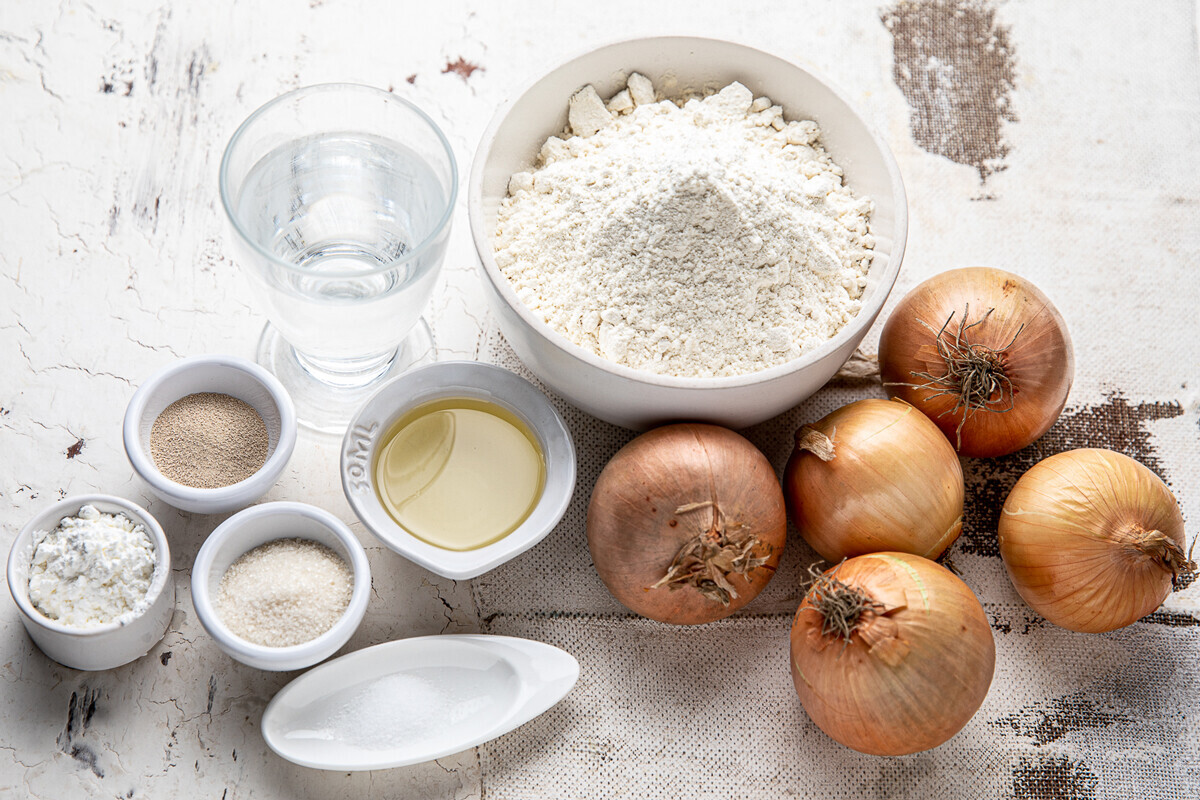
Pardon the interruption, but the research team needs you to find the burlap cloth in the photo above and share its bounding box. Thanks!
[468,3,1200,797]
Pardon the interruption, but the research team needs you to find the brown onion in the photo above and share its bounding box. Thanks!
[999,448,1195,633]
[790,553,995,755]
[783,398,963,562]
[587,423,786,625]
[879,267,1074,457]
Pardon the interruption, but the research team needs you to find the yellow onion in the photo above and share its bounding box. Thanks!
[783,398,963,562]
[790,553,995,755]
[998,448,1194,633]
[879,267,1074,457]
[587,423,787,625]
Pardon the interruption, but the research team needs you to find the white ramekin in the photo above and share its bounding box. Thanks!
[123,354,298,514]
[341,361,576,580]
[190,501,371,672]
[7,494,175,671]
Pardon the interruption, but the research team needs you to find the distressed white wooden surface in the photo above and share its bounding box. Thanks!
[3,1,1199,798]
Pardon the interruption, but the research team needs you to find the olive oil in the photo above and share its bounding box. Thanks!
[374,398,546,551]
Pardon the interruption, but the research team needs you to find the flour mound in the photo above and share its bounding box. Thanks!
[494,75,875,379]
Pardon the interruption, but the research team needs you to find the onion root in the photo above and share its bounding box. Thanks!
[649,501,771,605]
[886,304,1023,449]
[805,563,882,641]
[1128,526,1197,590]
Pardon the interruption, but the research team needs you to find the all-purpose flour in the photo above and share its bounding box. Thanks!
[494,75,875,378]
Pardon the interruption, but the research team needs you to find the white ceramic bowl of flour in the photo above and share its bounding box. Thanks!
[7,494,175,671]
[469,37,907,430]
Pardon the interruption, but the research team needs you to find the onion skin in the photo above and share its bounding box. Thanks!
[998,448,1190,633]
[879,267,1074,457]
[587,423,786,625]
[790,553,995,756]
[783,398,963,562]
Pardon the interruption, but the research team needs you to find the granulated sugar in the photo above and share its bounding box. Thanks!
[494,74,875,378]
[216,538,353,648]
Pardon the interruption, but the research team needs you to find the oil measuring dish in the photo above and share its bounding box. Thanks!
[341,362,576,580]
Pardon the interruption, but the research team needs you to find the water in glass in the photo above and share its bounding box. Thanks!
[235,132,446,363]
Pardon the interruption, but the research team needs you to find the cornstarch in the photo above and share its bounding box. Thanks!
[494,75,875,378]
[28,505,157,627]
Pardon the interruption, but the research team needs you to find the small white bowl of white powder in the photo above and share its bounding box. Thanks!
[191,502,371,671]
[6,495,175,671]
[469,37,908,429]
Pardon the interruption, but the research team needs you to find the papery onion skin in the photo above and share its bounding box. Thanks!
[783,398,964,562]
[879,267,1074,457]
[998,448,1190,633]
[790,553,995,756]
[587,423,787,625]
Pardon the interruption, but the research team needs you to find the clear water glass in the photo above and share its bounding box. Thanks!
[220,84,457,433]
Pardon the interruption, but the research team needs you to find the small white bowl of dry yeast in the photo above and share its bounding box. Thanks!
[124,354,297,514]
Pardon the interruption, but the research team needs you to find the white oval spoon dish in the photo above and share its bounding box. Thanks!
[261,634,580,770]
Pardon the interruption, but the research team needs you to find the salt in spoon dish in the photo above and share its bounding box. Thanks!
[260,634,580,770]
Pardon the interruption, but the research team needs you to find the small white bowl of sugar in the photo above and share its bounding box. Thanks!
[191,502,371,671]
[7,494,175,670]
[123,354,298,515]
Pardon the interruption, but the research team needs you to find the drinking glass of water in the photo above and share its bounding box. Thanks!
[219,84,457,433]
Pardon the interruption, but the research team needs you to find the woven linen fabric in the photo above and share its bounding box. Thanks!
[470,2,1200,797]
[474,335,1199,799]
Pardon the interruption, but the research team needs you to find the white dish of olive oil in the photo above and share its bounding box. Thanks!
[341,361,576,579]
[375,397,546,551]
[261,634,580,770]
